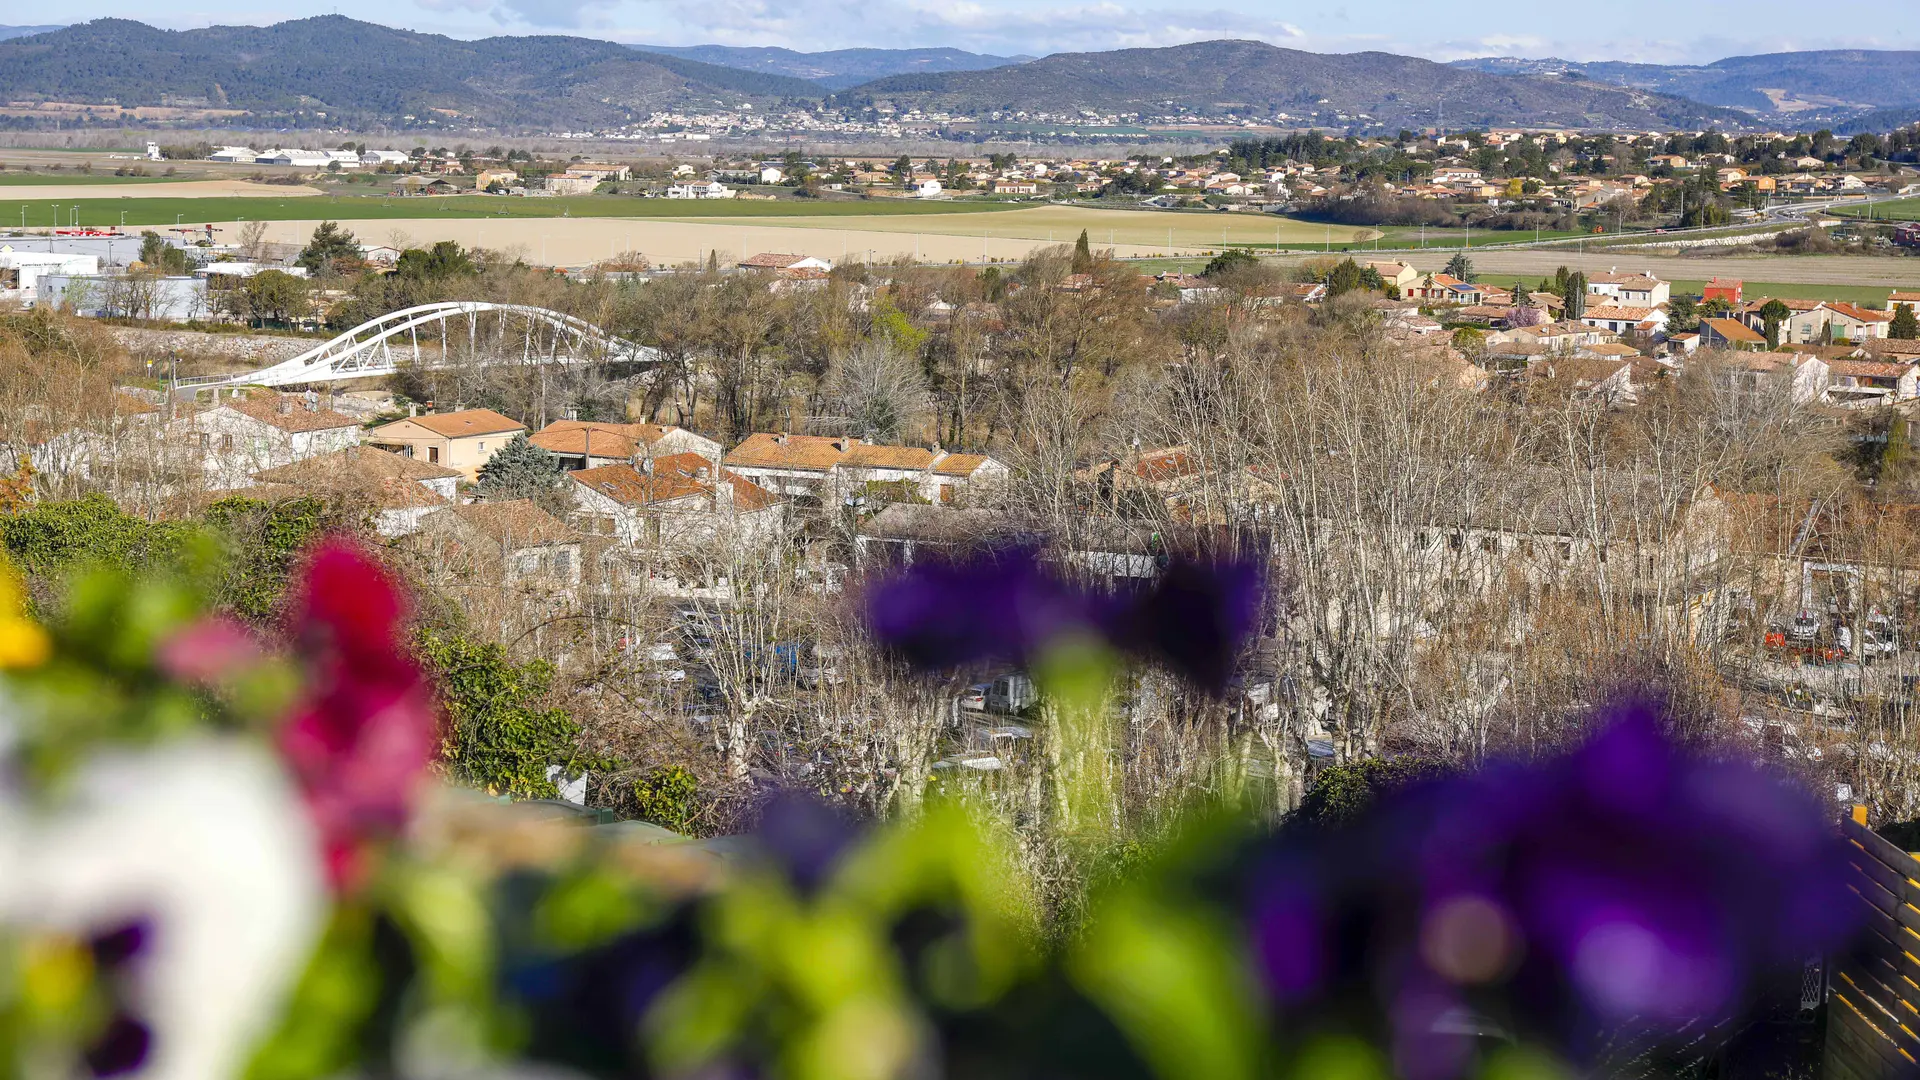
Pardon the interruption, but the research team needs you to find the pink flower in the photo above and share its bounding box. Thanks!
[156,618,262,683]
[274,541,437,892]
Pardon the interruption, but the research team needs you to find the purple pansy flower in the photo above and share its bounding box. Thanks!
[1238,706,1862,1077]
[862,547,1264,693]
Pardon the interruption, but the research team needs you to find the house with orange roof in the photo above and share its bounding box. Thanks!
[1890,291,1920,319]
[1578,304,1667,337]
[723,432,1007,503]
[531,419,721,471]
[570,453,785,550]
[1825,359,1918,406]
[1699,318,1767,351]
[365,408,526,481]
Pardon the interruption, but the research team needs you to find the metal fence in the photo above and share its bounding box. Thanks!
[1828,806,1920,1080]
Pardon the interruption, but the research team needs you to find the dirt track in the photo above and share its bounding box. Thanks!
[0,180,323,201]
[250,216,1194,266]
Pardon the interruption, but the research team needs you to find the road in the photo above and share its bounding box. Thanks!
[1374,251,1920,287]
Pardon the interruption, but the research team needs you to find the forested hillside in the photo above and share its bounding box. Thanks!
[0,17,823,128]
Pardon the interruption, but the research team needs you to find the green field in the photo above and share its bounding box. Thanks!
[1664,279,1900,307]
[0,173,174,186]
[0,193,1031,229]
[1833,198,1920,222]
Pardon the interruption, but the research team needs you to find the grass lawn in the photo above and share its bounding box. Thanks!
[1833,198,1920,221]
[0,193,1029,229]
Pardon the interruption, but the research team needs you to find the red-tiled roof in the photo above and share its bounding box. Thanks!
[725,433,855,471]
[397,409,525,438]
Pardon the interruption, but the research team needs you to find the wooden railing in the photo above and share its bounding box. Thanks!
[1829,806,1920,1080]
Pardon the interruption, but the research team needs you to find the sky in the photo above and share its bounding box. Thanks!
[9,0,1915,65]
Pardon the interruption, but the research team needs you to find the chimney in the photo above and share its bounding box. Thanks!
[278,396,293,415]
[565,405,579,421]
[774,433,787,445]
[409,403,418,417]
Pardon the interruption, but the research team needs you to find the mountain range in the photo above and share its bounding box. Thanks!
[0,18,1915,134]
[842,40,1749,130]
[0,17,822,127]
[1450,51,1920,123]
[630,45,1031,90]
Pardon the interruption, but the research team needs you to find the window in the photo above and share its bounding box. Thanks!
[554,549,571,576]
[1448,532,1464,552]
[428,446,440,464]
[402,445,415,459]
[1558,541,1573,562]
[478,442,486,452]
[1479,535,1498,554]
[220,434,234,451]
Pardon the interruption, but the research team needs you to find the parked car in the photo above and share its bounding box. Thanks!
[986,673,1037,715]
[959,685,990,711]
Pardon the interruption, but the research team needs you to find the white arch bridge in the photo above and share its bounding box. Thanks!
[175,302,657,391]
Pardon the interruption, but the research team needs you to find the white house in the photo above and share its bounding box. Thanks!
[250,445,461,536]
[173,391,362,488]
[758,167,786,184]
[1586,272,1671,308]
[913,178,944,198]
[360,150,412,167]
[665,181,735,200]
[569,454,785,551]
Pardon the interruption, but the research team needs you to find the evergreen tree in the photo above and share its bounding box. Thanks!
[1072,229,1094,274]
[1892,304,1920,341]
[1564,272,1588,320]
[1758,298,1791,349]
[137,232,188,275]
[294,220,361,275]
[476,433,563,502]
[1443,253,1475,282]
[1513,281,1531,306]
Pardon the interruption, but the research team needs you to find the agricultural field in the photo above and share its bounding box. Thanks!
[0,191,1032,231]
[688,204,1384,254]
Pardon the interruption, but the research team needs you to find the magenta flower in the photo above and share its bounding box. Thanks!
[275,540,437,892]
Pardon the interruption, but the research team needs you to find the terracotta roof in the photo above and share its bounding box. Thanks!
[932,453,992,477]
[1706,278,1742,289]
[1867,339,1920,357]
[1825,302,1892,323]
[572,463,707,508]
[1828,359,1909,379]
[839,444,939,470]
[530,427,638,459]
[1890,292,1920,302]
[254,445,461,485]
[573,460,780,512]
[739,252,809,268]
[399,409,526,438]
[541,418,674,444]
[1702,317,1765,343]
[1582,342,1643,357]
[1582,305,1657,321]
[1745,297,1822,312]
[440,499,574,546]
[1589,273,1661,288]
[222,393,360,433]
[724,433,855,471]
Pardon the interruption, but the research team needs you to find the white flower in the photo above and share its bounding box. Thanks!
[0,739,326,1080]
